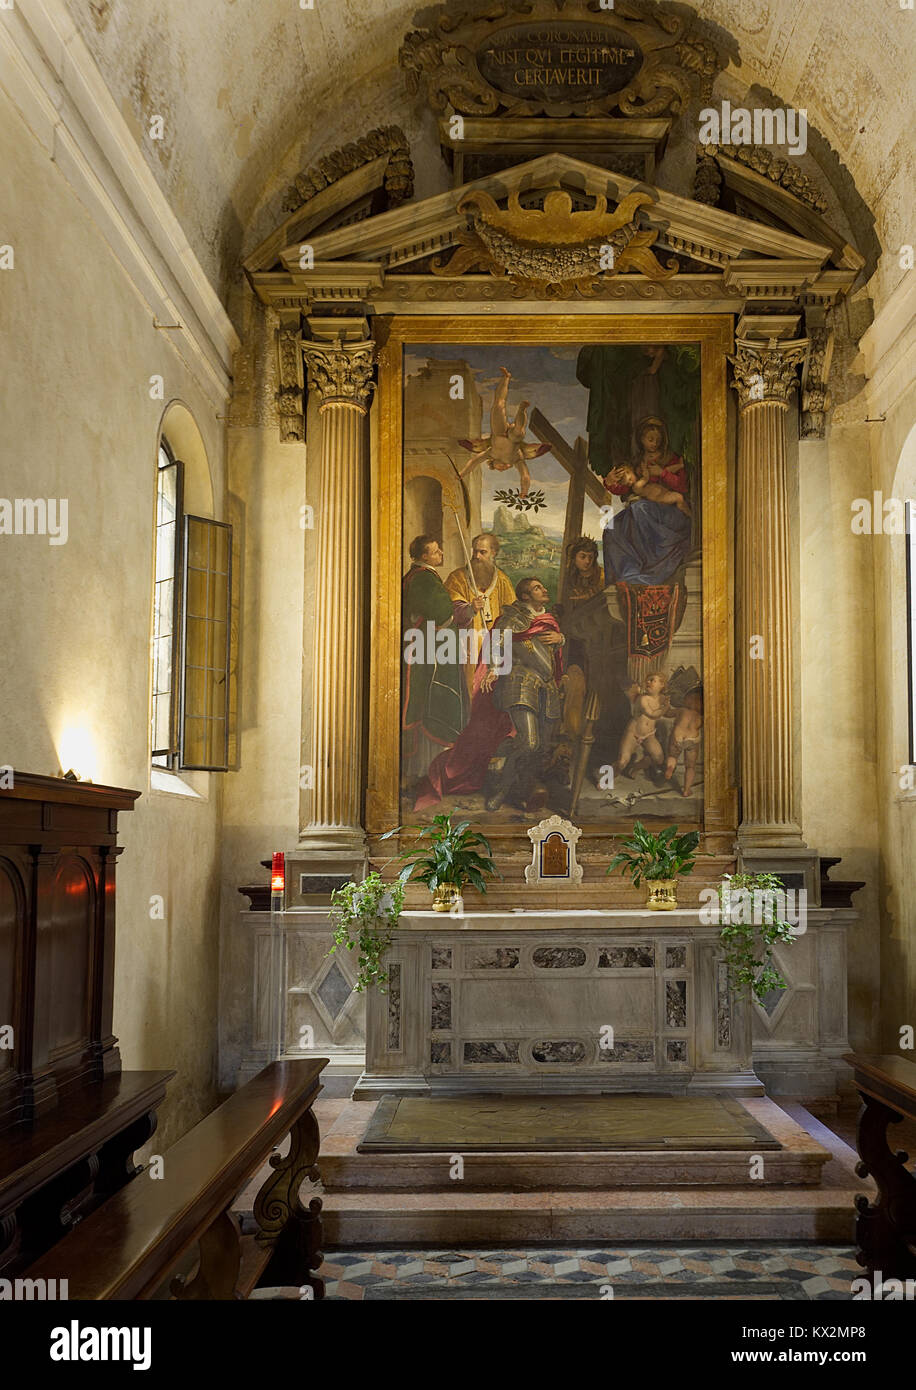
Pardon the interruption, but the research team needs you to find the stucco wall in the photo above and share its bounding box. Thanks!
[0,81,227,1148]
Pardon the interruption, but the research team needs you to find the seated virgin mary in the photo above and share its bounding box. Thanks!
[601,416,693,587]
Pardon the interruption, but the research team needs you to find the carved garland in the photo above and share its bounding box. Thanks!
[697,142,829,215]
[284,125,414,214]
[432,188,678,296]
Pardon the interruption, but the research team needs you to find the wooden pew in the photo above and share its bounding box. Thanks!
[24,1058,328,1300]
[845,1052,916,1282]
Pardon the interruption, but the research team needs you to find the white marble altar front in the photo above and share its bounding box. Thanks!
[355,910,761,1099]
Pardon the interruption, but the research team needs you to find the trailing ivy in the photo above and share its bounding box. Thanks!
[716,871,798,1003]
[328,871,405,994]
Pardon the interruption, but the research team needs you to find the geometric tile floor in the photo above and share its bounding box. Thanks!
[316,1246,861,1300]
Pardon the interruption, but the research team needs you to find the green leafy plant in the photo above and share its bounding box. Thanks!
[328,871,405,993]
[716,871,798,1003]
[397,813,500,895]
[606,820,700,887]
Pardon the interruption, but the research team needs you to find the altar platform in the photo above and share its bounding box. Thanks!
[357,909,761,1100]
[234,1094,871,1246]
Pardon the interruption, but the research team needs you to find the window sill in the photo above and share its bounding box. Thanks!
[150,768,210,800]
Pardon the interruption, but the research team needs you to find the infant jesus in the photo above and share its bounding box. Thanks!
[611,463,691,518]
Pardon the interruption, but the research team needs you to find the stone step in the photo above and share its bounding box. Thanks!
[319,1097,831,1191]
[320,1186,858,1246]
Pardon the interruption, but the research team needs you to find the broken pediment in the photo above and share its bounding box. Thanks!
[247,152,853,307]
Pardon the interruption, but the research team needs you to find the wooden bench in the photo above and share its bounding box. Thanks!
[24,1058,328,1300]
[845,1052,916,1281]
[0,1070,173,1273]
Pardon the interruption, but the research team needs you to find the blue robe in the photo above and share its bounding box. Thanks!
[603,497,692,587]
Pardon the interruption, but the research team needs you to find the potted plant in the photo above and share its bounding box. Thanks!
[716,871,799,1004]
[397,812,500,912]
[328,871,405,993]
[606,820,700,910]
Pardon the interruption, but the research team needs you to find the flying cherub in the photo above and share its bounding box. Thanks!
[457,367,550,498]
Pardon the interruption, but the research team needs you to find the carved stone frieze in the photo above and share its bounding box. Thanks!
[400,0,722,121]
[302,338,376,413]
[284,126,414,214]
[432,188,677,296]
[385,276,721,303]
[729,338,808,411]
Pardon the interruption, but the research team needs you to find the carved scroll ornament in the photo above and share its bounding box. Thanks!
[400,0,721,120]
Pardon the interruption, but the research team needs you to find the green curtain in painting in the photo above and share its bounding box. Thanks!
[576,344,701,479]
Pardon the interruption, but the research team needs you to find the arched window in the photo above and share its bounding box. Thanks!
[151,438,183,767]
[150,419,232,772]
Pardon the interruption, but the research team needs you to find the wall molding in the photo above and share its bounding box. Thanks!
[0,0,239,408]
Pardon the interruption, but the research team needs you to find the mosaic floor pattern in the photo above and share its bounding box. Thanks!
[316,1245,861,1300]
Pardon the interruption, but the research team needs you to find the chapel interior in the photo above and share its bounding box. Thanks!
[2,0,916,1309]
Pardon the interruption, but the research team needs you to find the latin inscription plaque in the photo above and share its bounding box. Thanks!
[478,22,643,104]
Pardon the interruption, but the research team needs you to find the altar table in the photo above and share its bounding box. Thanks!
[355,910,762,1098]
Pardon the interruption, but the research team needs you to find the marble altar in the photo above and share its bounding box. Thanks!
[354,910,762,1099]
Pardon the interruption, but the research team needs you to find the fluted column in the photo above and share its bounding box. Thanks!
[731,337,808,848]
[299,332,375,861]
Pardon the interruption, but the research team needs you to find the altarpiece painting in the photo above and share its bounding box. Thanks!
[369,317,732,844]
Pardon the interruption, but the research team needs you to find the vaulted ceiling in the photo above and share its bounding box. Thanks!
[69,1,915,317]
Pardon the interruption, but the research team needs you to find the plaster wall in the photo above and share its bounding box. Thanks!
[218,296,306,1087]
[860,275,916,1053]
[0,81,227,1148]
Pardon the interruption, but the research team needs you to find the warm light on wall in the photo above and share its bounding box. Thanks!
[56,724,99,783]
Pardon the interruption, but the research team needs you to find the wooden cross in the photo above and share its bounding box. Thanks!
[529,407,606,603]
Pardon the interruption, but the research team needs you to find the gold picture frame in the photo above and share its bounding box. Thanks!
[367,314,736,851]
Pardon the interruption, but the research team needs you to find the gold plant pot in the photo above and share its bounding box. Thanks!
[432,883,461,913]
[646,878,678,911]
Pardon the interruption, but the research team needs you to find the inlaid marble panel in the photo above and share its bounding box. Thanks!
[531,1040,586,1064]
[464,977,654,1033]
[667,1040,688,1063]
[387,963,401,1050]
[431,946,452,971]
[666,946,687,969]
[431,982,452,1030]
[717,962,732,1046]
[598,945,655,969]
[464,1041,520,1064]
[469,947,519,970]
[598,1039,655,1062]
[666,979,687,1028]
[532,946,586,969]
[430,1040,451,1065]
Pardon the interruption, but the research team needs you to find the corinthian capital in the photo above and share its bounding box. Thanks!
[729,338,808,411]
[302,337,376,412]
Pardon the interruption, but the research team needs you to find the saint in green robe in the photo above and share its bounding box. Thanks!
[401,564,468,782]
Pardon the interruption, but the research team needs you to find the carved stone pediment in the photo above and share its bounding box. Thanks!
[400,0,722,121]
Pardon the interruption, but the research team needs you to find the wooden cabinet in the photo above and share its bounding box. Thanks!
[0,773,172,1275]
